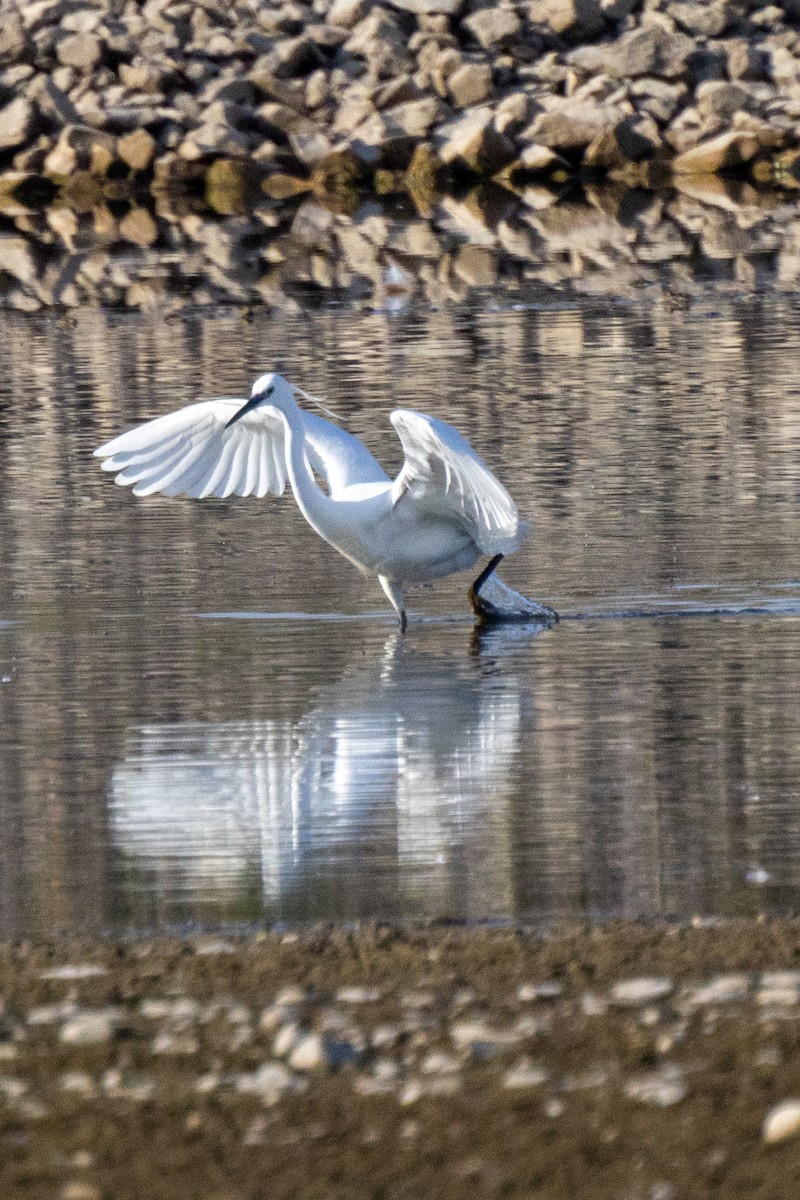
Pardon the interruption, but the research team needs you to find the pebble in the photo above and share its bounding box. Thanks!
[39,965,108,981]
[623,1065,688,1107]
[763,1099,800,1144]
[518,981,563,1001]
[236,1063,306,1105]
[502,1061,549,1089]
[335,986,381,1004]
[685,975,751,1007]
[60,1010,120,1046]
[450,1019,521,1054]
[610,977,674,1007]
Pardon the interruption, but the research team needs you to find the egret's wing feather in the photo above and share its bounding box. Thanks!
[390,409,528,556]
[94,400,288,500]
[300,410,389,498]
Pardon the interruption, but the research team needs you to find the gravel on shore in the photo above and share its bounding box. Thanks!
[3,920,800,1198]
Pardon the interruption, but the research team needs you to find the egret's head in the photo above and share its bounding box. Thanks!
[225,373,293,428]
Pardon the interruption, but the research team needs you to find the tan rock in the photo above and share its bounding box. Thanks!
[672,130,762,175]
[117,129,156,172]
[119,207,158,245]
[463,7,521,50]
[0,98,36,151]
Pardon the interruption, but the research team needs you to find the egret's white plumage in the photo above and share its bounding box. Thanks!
[94,372,554,627]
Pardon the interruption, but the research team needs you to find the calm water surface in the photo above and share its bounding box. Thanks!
[0,294,799,936]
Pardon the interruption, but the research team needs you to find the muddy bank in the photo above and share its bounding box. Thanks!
[3,921,800,1198]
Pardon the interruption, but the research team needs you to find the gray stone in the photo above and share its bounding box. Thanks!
[525,100,618,152]
[345,11,411,77]
[0,98,36,151]
[604,26,694,80]
[671,1,732,37]
[0,12,28,67]
[463,7,521,50]
[448,63,493,108]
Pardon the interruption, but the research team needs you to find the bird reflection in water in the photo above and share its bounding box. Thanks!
[109,624,544,923]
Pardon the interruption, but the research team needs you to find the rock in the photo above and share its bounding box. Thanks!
[604,26,694,80]
[56,32,102,71]
[763,1100,800,1144]
[236,1063,305,1105]
[684,974,751,1006]
[435,107,516,174]
[525,101,618,153]
[463,7,521,50]
[610,977,674,1007]
[529,0,605,41]
[0,236,38,285]
[453,243,497,285]
[119,207,158,245]
[30,77,81,126]
[117,129,156,171]
[517,982,563,1001]
[671,1,732,36]
[0,98,36,152]
[39,964,108,981]
[0,12,27,66]
[389,0,463,13]
[624,1065,687,1107]
[61,1010,120,1046]
[672,130,762,175]
[585,113,662,167]
[335,987,382,1004]
[448,63,493,108]
[329,0,368,27]
[345,11,411,77]
[44,126,117,176]
[502,1061,549,1088]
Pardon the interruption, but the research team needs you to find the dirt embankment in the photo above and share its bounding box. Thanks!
[3,921,800,1199]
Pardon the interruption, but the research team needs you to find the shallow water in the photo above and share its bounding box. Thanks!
[0,293,799,936]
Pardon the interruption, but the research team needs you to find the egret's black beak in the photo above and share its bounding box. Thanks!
[225,394,262,429]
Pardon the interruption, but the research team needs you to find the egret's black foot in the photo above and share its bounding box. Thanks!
[469,558,559,627]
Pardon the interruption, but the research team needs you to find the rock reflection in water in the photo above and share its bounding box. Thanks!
[109,628,532,923]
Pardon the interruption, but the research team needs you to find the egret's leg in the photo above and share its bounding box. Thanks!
[469,554,504,616]
[379,575,407,632]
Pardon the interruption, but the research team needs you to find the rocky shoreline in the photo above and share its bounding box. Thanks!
[4,1,800,310]
[3,0,800,211]
[3,921,800,1198]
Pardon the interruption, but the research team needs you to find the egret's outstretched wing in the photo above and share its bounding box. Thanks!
[93,399,287,499]
[94,401,390,501]
[390,409,528,555]
[301,411,389,496]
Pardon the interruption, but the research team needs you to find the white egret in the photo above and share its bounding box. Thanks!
[94,372,557,629]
